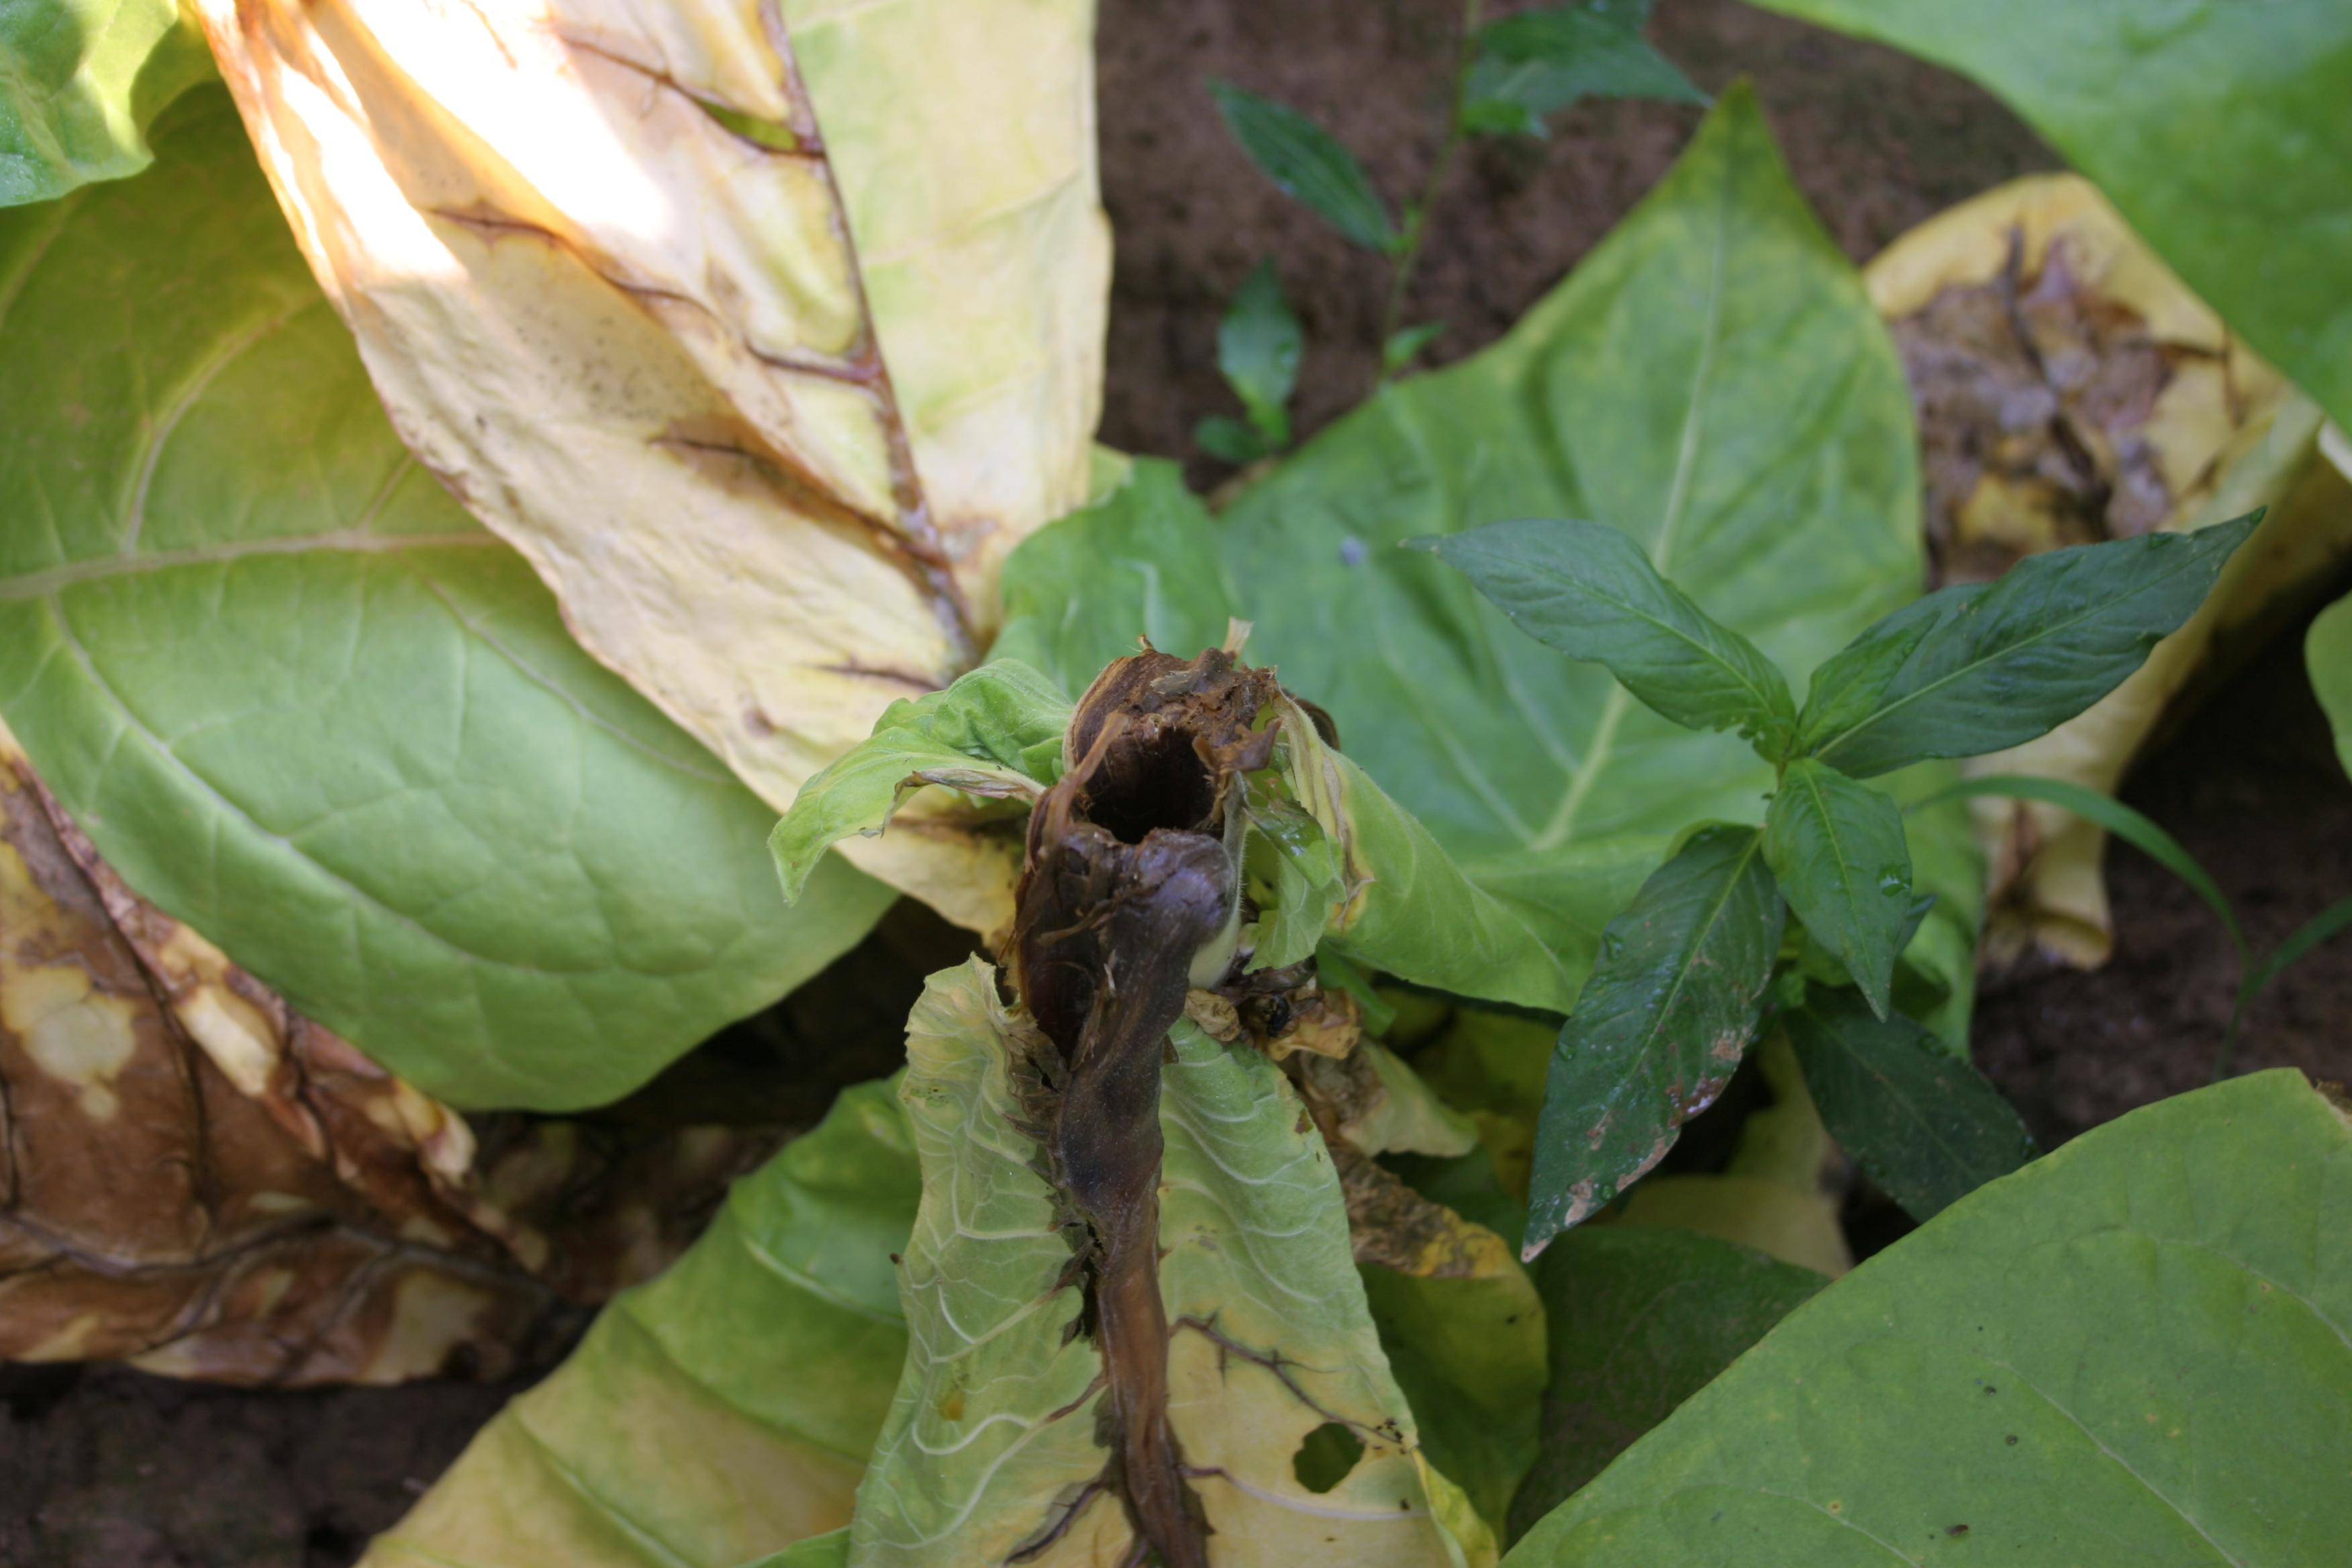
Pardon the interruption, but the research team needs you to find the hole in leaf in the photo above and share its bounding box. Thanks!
[1291,1421,1365,1493]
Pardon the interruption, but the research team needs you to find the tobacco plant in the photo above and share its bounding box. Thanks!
[2,1,2351,1566]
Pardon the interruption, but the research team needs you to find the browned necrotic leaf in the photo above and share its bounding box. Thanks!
[193,0,1110,931]
[0,722,773,1383]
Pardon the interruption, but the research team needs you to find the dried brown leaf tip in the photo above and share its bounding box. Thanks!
[0,733,770,1384]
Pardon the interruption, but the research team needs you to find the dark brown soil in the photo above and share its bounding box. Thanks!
[5,3,2345,1563]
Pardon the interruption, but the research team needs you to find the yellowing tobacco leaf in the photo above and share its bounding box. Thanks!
[851,960,1481,1567]
[193,0,1110,930]
[1869,174,2352,965]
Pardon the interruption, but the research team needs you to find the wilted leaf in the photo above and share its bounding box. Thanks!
[0,722,775,1385]
[1000,89,1934,999]
[1506,1228,1824,1539]
[1460,0,1704,139]
[1761,760,1911,1017]
[193,0,1111,932]
[1428,518,1797,756]
[1506,1071,2352,1566]
[1785,988,2034,1222]
[769,661,1069,904]
[1210,79,1397,252]
[1755,0,2352,436]
[1525,826,1782,1255]
[1862,177,2352,965]
[2310,590,2352,781]
[0,93,893,1110]
[0,0,213,204]
[847,960,1471,1567]
[366,1076,922,1568]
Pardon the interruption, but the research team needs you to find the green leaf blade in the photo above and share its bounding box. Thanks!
[0,93,897,1111]
[1216,258,1302,447]
[1462,1,1706,138]
[1786,989,2034,1222]
[0,0,213,206]
[1210,79,1398,251]
[1429,518,1798,754]
[1508,1228,1825,1538]
[366,1079,922,1568]
[1506,1070,2352,1567]
[1805,511,2260,779]
[1763,758,1913,1017]
[1526,825,1783,1254]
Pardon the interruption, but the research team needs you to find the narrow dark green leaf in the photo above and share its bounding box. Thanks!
[1804,516,2260,776]
[1526,825,1783,1255]
[1462,1,1706,138]
[1427,518,1798,754]
[1508,1228,1825,1538]
[2226,894,2352,1073]
[1923,773,2245,961]
[1209,79,1398,251]
[1216,258,1302,446]
[1787,989,2034,1222]
[1194,414,1275,465]
[1382,320,1444,373]
[1763,759,1912,1018]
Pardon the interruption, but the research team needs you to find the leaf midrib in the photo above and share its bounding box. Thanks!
[0,527,500,602]
[1602,831,1767,1099]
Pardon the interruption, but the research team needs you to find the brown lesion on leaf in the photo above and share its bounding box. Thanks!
[0,738,797,1383]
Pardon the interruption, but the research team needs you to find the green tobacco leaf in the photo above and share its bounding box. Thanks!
[0,93,892,1110]
[364,1080,923,1568]
[1274,689,1584,1015]
[1210,79,1398,252]
[1363,1263,1547,1538]
[1507,1227,1824,1539]
[1002,89,1928,997]
[1,0,212,205]
[1217,258,1303,448]
[2311,590,2352,781]
[1428,518,1798,755]
[993,461,1239,687]
[1508,1069,2352,1566]
[1803,515,2261,778]
[1763,759,1912,1018]
[1786,989,2034,1222]
[1461,0,1706,138]
[770,663,1070,901]
[1751,0,2352,434]
[1526,826,1783,1255]
[850,959,1468,1567]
